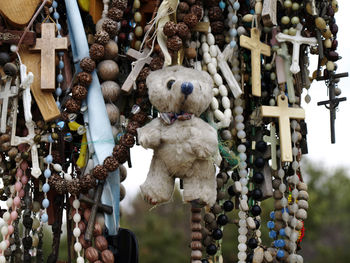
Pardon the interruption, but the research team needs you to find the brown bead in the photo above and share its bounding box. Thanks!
[77,71,93,86]
[131,112,148,124]
[90,43,105,61]
[78,221,86,233]
[191,223,202,231]
[103,156,119,172]
[85,246,99,262]
[65,98,81,113]
[183,13,199,28]
[163,21,178,37]
[83,209,91,222]
[208,6,224,21]
[93,222,103,236]
[191,250,202,260]
[0,134,10,143]
[98,60,119,81]
[149,57,164,71]
[80,173,97,192]
[79,235,91,249]
[191,5,203,20]
[93,165,109,180]
[191,231,202,240]
[49,173,67,194]
[215,34,225,48]
[210,21,224,34]
[119,165,127,182]
[178,2,189,12]
[167,35,183,51]
[191,241,202,250]
[113,144,129,164]
[137,67,151,82]
[103,18,119,36]
[72,85,88,101]
[191,213,202,222]
[95,235,108,251]
[3,62,18,76]
[108,7,124,22]
[94,30,110,46]
[111,0,127,10]
[177,22,190,40]
[120,133,135,148]
[120,184,126,201]
[136,81,148,96]
[101,249,115,263]
[104,40,119,59]
[177,12,185,22]
[185,47,196,59]
[127,121,140,136]
[66,179,81,195]
[80,57,96,73]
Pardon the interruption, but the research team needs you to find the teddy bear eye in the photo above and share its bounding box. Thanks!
[167,80,175,90]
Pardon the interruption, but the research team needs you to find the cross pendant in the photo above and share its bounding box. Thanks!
[263,122,279,170]
[0,26,36,45]
[0,76,18,133]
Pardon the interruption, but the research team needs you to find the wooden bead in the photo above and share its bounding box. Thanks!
[95,235,108,251]
[106,103,120,125]
[85,247,99,262]
[83,209,91,222]
[191,223,201,231]
[97,60,119,81]
[191,213,201,222]
[101,81,121,102]
[93,222,103,236]
[101,250,114,263]
[191,231,202,240]
[190,241,202,250]
[104,40,119,60]
[185,47,196,59]
[191,250,202,260]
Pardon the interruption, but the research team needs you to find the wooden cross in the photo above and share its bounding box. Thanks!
[10,64,41,178]
[276,23,317,74]
[263,122,279,170]
[31,23,68,91]
[216,45,242,98]
[262,0,277,27]
[81,183,113,242]
[317,72,348,143]
[261,94,305,162]
[0,26,36,45]
[277,43,296,103]
[240,27,271,97]
[0,77,18,133]
[121,47,152,93]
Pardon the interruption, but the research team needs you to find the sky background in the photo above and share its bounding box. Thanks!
[122,0,350,206]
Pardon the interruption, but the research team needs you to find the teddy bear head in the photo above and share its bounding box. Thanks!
[146,65,213,116]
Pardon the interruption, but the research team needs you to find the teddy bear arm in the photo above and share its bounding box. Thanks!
[191,121,218,159]
[137,118,162,149]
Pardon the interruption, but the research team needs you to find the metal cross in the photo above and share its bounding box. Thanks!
[317,72,348,143]
[0,76,18,133]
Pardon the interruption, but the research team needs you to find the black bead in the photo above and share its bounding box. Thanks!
[0,52,10,66]
[254,157,265,168]
[22,236,32,250]
[23,216,33,229]
[254,219,260,229]
[3,62,18,76]
[247,238,258,249]
[251,188,263,200]
[212,228,223,240]
[252,172,264,184]
[217,214,228,226]
[223,200,234,212]
[247,253,254,263]
[251,205,262,216]
[256,141,267,153]
[201,259,210,263]
[206,244,217,255]
[228,185,236,196]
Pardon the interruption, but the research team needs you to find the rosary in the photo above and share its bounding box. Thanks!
[0,0,346,262]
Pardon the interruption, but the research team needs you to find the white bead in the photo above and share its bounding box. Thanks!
[291,175,300,185]
[9,185,15,194]
[239,219,246,227]
[238,211,246,218]
[213,73,223,86]
[74,242,82,252]
[232,66,240,74]
[1,226,8,236]
[238,227,248,235]
[292,189,299,198]
[285,226,292,237]
[281,197,288,207]
[236,122,245,131]
[207,63,217,75]
[282,212,289,222]
[224,109,232,118]
[219,85,228,96]
[222,97,230,109]
[211,97,219,110]
[235,114,244,123]
[238,234,247,243]
[2,212,10,223]
[278,169,285,178]
[292,147,299,156]
[203,52,211,64]
[238,243,247,252]
[213,88,219,96]
[256,230,262,237]
[64,173,72,181]
[234,106,243,115]
[209,45,217,57]
[292,161,299,170]
[237,144,246,153]
[237,130,246,139]
[238,251,247,261]
[0,255,6,263]
[240,176,248,186]
[73,213,81,223]
[6,198,13,208]
[292,132,298,143]
[10,45,17,53]
[291,120,298,129]
[239,153,247,161]
[77,256,85,263]
[201,42,209,53]
[279,184,286,193]
[269,98,276,106]
[214,110,225,121]
[0,240,7,251]
[290,230,299,242]
[53,163,62,172]
[239,161,247,169]
[207,33,215,45]
[212,57,218,68]
[73,227,81,237]
[73,200,80,209]
[200,35,207,43]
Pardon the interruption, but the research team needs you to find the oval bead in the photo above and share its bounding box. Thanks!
[203,52,211,64]
[207,63,217,75]
[219,85,228,96]
[213,73,223,86]
[214,109,225,121]
[222,96,230,109]
[207,34,215,45]
[201,42,209,53]
[211,97,219,110]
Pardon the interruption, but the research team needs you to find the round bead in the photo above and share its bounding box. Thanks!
[238,234,247,243]
[57,74,64,83]
[1,226,8,236]
[233,1,240,10]
[41,213,48,223]
[56,87,62,96]
[42,198,50,208]
[6,198,13,208]
[0,241,7,251]
[42,183,50,193]
[73,227,81,237]
[73,213,81,223]
[53,12,60,19]
[134,12,142,22]
[44,169,52,178]
[45,155,53,164]
[58,60,64,69]
[77,257,84,263]
[74,242,82,252]
[73,199,80,209]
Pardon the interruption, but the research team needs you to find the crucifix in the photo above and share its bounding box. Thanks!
[0,26,36,45]
[31,23,68,91]
[261,94,305,162]
[10,64,41,178]
[277,43,296,103]
[317,72,348,143]
[276,23,317,74]
[0,76,18,133]
[121,47,152,93]
[263,122,279,170]
[216,45,242,98]
[81,183,113,242]
[240,27,271,97]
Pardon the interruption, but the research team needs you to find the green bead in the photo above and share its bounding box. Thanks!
[272,45,279,52]
[281,16,290,25]
[265,63,272,71]
[284,0,292,8]
[292,2,300,10]
[291,16,300,25]
[283,29,289,34]
[289,27,297,36]
[270,72,276,80]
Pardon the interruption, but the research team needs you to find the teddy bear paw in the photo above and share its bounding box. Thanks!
[143,194,159,206]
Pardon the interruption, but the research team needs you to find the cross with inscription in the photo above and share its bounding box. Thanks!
[0,77,18,133]
[31,23,67,91]
[317,72,348,143]
[240,27,271,97]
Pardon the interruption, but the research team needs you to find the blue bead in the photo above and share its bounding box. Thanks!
[58,60,64,69]
[56,101,61,108]
[42,198,50,208]
[219,1,226,9]
[43,183,50,193]
[282,207,289,213]
[233,1,240,10]
[267,221,275,229]
[56,23,62,31]
[279,228,286,236]
[57,74,64,83]
[250,9,255,14]
[44,169,52,178]
[232,15,238,24]
[58,51,64,56]
[53,12,60,20]
[274,239,285,248]
[46,155,53,164]
[269,230,276,238]
[229,28,237,37]
[41,213,48,223]
[57,121,65,130]
[276,250,285,258]
[279,239,285,247]
[230,40,237,48]
[48,135,54,143]
[270,211,275,219]
[52,1,58,8]
[57,34,62,38]
[64,132,73,142]
[56,87,62,96]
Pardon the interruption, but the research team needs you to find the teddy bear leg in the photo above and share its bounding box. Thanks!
[140,156,175,205]
[182,160,217,207]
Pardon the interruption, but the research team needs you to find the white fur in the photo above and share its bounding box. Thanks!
[138,66,219,206]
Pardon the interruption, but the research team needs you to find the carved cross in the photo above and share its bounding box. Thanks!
[277,43,296,103]
[10,64,41,178]
[263,122,279,170]
[81,183,113,242]
[31,23,67,91]
[0,77,18,133]
[216,45,242,98]
[317,72,348,143]
[0,26,36,45]
[276,23,317,74]
[261,95,305,162]
[240,27,271,97]
[121,47,152,93]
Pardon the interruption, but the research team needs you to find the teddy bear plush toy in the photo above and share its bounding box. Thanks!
[137,65,220,206]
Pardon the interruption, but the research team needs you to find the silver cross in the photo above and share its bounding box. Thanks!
[0,76,18,133]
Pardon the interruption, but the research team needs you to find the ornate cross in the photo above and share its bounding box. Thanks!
[81,183,113,242]
[0,26,36,45]
[31,23,67,91]
[121,47,152,93]
[317,72,348,143]
[261,94,305,162]
[263,122,279,170]
[0,77,18,133]
[10,64,41,178]
[240,27,271,97]
[276,23,317,74]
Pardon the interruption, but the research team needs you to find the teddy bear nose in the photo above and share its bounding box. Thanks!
[181,82,194,96]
